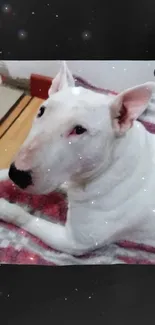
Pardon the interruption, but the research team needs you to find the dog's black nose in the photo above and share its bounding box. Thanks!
[9,163,32,189]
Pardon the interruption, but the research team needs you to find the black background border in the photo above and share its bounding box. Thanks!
[0,0,155,59]
[1,0,155,323]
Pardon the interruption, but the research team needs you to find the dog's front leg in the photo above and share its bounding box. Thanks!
[0,169,9,182]
[0,199,85,255]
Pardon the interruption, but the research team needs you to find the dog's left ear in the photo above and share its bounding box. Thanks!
[48,61,75,97]
[110,82,155,136]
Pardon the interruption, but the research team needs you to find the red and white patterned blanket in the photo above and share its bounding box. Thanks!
[1,170,155,265]
[1,79,155,265]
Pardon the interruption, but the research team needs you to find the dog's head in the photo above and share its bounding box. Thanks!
[9,61,155,194]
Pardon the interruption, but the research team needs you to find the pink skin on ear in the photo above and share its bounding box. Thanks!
[48,72,62,95]
[48,61,75,97]
[110,82,155,135]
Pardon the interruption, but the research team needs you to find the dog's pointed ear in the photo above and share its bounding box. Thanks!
[48,61,75,97]
[110,82,155,136]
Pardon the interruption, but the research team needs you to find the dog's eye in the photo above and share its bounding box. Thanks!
[69,125,87,136]
[37,106,46,118]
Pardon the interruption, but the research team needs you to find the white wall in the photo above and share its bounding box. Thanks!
[1,60,155,92]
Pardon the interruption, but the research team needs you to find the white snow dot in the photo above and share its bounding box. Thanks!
[2,4,12,13]
[18,30,28,40]
[82,30,92,40]
[71,88,81,95]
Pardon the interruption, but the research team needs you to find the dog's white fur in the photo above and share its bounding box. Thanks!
[1,61,155,256]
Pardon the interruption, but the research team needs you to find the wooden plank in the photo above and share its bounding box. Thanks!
[0,95,32,138]
[0,97,44,169]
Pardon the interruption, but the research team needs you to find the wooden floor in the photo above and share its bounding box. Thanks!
[0,96,44,169]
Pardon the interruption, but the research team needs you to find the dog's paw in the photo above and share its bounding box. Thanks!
[0,169,9,182]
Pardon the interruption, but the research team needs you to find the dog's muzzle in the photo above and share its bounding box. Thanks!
[9,163,33,189]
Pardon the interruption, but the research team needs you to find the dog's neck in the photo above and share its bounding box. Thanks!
[68,121,153,206]
[65,120,155,249]
[66,121,155,246]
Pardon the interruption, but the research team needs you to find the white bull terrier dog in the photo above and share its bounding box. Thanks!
[1,61,155,256]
